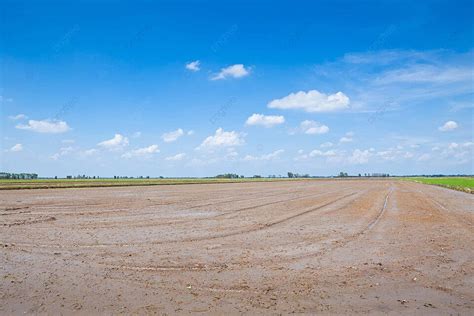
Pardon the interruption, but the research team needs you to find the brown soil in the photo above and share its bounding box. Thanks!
[1,180,473,314]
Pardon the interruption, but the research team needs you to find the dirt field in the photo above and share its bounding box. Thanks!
[1,180,473,314]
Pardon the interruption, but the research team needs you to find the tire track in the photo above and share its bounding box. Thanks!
[20,186,310,218]
[94,189,385,273]
[3,191,360,249]
[246,185,394,265]
[1,216,57,227]
[68,188,346,229]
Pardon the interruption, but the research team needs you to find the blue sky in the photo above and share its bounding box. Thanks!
[1,0,473,177]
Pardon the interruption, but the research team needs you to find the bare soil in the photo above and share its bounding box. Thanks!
[1,180,473,314]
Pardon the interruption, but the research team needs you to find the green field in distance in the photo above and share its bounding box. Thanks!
[407,177,473,193]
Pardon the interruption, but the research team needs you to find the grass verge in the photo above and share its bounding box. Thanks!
[406,177,473,194]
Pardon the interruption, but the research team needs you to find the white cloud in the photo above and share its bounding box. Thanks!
[122,145,159,159]
[10,144,23,152]
[347,149,371,164]
[243,149,284,161]
[187,130,195,135]
[9,114,27,120]
[97,134,129,150]
[16,119,70,134]
[438,120,458,132]
[226,148,239,160]
[211,64,250,80]
[185,60,200,72]
[438,141,473,164]
[268,90,350,113]
[61,139,75,144]
[299,120,329,135]
[339,132,354,143]
[165,153,186,161]
[376,147,414,161]
[162,128,184,142]
[82,149,98,156]
[448,142,459,150]
[132,131,142,138]
[309,149,337,158]
[374,64,472,85]
[50,146,74,160]
[314,50,473,113]
[417,153,431,162]
[197,128,245,150]
[320,142,333,148]
[245,114,285,128]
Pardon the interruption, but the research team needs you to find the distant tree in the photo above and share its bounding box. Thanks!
[287,172,294,178]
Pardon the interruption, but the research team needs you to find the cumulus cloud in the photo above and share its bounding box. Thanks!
[243,149,284,161]
[16,119,70,134]
[299,120,329,135]
[185,60,200,72]
[50,146,74,160]
[294,149,340,162]
[268,90,350,113]
[320,142,333,148]
[376,148,414,161]
[10,144,23,152]
[348,149,371,164]
[162,128,184,142]
[196,128,244,150]
[98,134,129,150]
[339,132,354,143]
[122,145,159,159]
[438,142,473,164]
[82,149,98,156]
[245,114,285,128]
[438,120,458,132]
[165,153,186,161]
[309,149,337,158]
[9,114,27,120]
[211,64,250,80]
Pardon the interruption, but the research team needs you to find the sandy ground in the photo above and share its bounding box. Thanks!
[1,179,473,315]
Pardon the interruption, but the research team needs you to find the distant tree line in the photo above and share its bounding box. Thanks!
[337,172,390,178]
[112,176,155,179]
[0,172,38,179]
[287,172,310,178]
[215,174,244,179]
